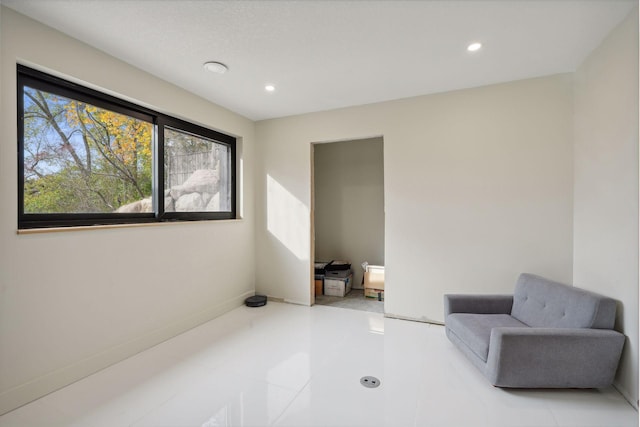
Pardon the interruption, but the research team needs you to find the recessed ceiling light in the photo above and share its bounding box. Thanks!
[265,85,275,92]
[467,42,482,52]
[203,61,228,74]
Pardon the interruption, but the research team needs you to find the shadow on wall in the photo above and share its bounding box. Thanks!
[267,174,309,261]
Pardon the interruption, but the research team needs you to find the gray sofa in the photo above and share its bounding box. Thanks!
[444,273,625,388]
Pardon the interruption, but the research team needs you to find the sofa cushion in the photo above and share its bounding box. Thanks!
[446,314,528,362]
[511,273,617,329]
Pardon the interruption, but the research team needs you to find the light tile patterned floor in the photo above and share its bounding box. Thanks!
[1,302,637,426]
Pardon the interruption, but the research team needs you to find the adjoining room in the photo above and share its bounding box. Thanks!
[313,137,385,313]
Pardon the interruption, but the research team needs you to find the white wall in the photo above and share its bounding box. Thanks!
[314,137,385,288]
[0,8,255,414]
[256,74,574,320]
[573,8,638,407]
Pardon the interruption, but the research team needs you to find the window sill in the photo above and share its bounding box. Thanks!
[17,218,243,235]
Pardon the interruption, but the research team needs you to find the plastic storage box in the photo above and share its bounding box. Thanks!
[324,275,352,297]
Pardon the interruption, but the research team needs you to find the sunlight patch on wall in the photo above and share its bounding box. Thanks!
[267,174,309,260]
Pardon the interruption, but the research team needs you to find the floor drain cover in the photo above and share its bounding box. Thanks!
[360,376,381,388]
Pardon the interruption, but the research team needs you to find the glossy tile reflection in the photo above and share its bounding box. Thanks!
[0,302,637,427]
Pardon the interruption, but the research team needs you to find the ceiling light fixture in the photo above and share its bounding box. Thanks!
[265,85,275,92]
[203,61,228,74]
[467,42,482,52]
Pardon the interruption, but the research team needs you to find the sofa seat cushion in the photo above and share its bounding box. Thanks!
[446,314,528,362]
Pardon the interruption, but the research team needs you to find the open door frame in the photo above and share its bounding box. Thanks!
[309,136,385,307]
[309,143,316,306]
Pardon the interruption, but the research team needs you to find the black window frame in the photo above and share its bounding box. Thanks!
[18,65,236,229]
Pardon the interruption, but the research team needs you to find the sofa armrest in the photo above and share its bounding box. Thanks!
[444,294,513,317]
[485,327,625,388]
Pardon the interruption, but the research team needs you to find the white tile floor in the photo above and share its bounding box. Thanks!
[1,302,637,427]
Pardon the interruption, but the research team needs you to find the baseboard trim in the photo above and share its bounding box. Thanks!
[283,298,310,306]
[384,312,444,326]
[0,290,254,416]
[613,380,639,410]
[265,295,309,306]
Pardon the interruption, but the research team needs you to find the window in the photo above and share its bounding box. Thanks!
[162,125,233,215]
[18,65,236,229]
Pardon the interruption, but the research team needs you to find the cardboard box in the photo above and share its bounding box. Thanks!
[324,275,352,297]
[314,274,324,296]
[364,265,384,290]
[364,288,384,301]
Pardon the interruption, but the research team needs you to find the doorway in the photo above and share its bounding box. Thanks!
[311,137,385,312]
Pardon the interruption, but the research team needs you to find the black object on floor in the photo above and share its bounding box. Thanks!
[245,295,267,307]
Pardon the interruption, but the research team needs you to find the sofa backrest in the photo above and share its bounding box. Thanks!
[511,273,617,329]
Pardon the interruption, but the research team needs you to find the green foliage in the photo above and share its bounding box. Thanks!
[22,87,153,213]
[24,172,74,213]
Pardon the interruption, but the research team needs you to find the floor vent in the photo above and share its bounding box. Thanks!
[360,376,381,388]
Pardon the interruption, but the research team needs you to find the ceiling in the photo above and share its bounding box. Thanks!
[3,0,636,121]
